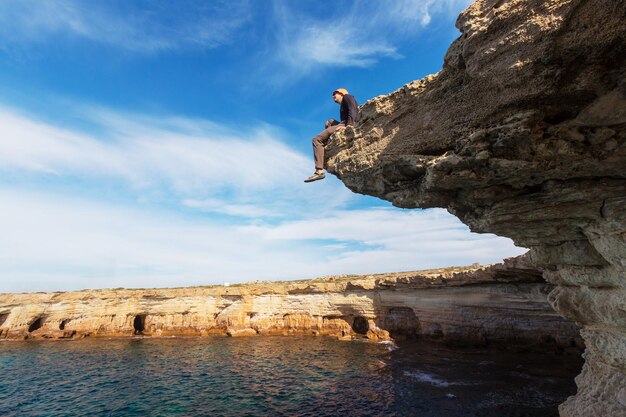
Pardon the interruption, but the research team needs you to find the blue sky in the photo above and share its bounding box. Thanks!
[0,0,525,293]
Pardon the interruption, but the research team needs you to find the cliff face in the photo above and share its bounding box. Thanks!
[325,1,625,416]
[0,258,579,349]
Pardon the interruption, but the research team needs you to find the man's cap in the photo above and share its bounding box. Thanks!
[333,88,349,96]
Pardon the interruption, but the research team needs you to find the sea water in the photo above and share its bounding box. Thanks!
[0,336,581,417]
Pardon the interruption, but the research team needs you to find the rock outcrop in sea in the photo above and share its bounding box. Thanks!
[325,0,625,416]
[0,256,579,350]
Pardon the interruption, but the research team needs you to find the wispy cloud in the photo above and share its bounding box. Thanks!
[0,105,301,191]
[269,0,473,77]
[182,198,278,218]
[0,0,251,52]
[240,207,525,264]
[0,103,354,219]
[273,10,399,70]
[0,188,525,293]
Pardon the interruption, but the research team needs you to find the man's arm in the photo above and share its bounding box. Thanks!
[325,118,340,128]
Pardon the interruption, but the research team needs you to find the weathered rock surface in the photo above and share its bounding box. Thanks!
[0,257,580,351]
[325,1,625,415]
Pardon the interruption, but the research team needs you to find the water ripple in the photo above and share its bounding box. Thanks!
[0,336,581,417]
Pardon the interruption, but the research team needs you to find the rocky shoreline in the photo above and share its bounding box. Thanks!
[0,256,581,352]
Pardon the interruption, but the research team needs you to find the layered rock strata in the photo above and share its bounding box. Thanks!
[0,257,580,350]
[325,0,625,416]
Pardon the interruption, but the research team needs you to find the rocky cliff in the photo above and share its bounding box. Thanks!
[325,0,625,416]
[0,257,580,351]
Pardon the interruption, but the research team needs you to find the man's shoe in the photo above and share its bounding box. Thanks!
[304,172,325,183]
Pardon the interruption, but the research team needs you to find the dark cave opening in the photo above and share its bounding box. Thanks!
[28,317,45,333]
[59,319,70,330]
[133,314,147,334]
[0,312,9,328]
[352,316,369,335]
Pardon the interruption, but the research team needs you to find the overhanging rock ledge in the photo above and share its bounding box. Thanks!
[326,1,625,416]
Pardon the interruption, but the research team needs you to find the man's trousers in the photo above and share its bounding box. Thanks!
[312,124,342,170]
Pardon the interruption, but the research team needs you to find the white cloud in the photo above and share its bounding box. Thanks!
[241,208,526,261]
[0,0,251,52]
[182,198,277,218]
[0,105,300,192]
[270,0,473,76]
[275,18,400,70]
[0,102,358,219]
[0,188,526,293]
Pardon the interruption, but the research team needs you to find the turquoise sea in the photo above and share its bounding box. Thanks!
[0,336,581,417]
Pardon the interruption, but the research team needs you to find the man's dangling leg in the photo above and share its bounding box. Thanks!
[305,126,338,183]
[312,124,340,171]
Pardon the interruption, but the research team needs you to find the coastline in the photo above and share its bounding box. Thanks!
[0,255,582,350]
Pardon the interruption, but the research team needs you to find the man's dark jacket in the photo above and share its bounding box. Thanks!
[339,94,359,126]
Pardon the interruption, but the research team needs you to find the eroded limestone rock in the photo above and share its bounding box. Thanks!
[325,1,625,415]
[0,257,580,351]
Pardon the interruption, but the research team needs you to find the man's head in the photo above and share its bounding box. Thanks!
[332,88,348,104]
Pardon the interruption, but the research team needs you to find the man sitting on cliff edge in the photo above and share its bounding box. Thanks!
[304,88,359,183]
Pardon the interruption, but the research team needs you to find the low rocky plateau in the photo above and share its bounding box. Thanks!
[0,256,580,351]
[325,0,625,416]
